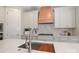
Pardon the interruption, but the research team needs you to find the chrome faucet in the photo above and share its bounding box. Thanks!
[24,28,32,53]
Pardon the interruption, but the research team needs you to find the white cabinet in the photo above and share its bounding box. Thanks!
[23,10,38,28]
[0,7,5,22]
[74,7,79,35]
[54,7,75,28]
[4,7,21,39]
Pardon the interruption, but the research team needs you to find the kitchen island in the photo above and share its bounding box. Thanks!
[0,39,79,53]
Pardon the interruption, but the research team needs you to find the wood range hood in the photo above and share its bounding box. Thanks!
[38,6,54,24]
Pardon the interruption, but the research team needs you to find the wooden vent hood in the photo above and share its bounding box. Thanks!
[38,6,54,24]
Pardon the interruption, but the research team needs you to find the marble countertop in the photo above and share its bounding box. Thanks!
[0,39,79,53]
[31,40,79,53]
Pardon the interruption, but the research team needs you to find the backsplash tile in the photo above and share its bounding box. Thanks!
[38,24,73,36]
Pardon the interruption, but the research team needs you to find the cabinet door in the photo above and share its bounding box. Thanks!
[23,10,38,28]
[38,6,54,23]
[54,7,75,28]
[5,8,21,39]
[0,7,5,22]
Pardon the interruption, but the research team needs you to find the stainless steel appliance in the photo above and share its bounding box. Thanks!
[0,23,3,40]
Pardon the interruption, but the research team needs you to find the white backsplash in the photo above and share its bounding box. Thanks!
[38,24,73,36]
[38,24,53,34]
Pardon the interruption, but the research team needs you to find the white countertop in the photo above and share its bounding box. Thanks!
[0,39,79,53]
[31,40,79,53]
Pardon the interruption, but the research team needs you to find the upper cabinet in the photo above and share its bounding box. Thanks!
[0,7,5,22]
[23,10,38,28]
[54,7,76,28]
[38,6,54,24]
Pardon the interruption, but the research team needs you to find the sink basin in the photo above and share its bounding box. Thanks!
[18,42,55,53]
